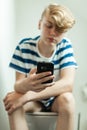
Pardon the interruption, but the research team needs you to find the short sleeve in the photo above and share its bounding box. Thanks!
[56,38,78,70]
[9,43,27,74]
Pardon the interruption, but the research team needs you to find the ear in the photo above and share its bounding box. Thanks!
[38,20,41,30]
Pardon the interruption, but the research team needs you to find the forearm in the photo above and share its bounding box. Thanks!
[22,79,73,104]
[14,78,29,94]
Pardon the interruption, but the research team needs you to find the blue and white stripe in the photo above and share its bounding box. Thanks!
[9,35,78,77]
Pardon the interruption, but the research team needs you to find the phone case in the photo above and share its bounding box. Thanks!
[37,62,54,83]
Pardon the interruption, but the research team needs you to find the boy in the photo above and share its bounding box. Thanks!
[3,3,77,130]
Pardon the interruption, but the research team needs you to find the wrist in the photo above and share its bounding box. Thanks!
[18,94,27,105]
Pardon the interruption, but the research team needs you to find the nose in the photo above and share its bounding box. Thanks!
[49,27,57,36]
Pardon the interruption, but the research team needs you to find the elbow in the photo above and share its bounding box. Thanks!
[14,83,25,94]
[14,83,19,92]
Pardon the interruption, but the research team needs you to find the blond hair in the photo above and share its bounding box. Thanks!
[41,3,75,33]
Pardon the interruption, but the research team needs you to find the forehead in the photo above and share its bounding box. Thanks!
[42,15,55,24]
[41,15,65,34]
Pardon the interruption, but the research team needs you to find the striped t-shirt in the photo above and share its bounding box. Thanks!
[9,35,77,82]
[9,35,78,107]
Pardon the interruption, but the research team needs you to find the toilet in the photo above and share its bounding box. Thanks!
[25,112,58,130]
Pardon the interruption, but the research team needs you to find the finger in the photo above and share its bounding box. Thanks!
[44,81,55,86]
[33,72,52,82]
[3,95,8,102]
[36,71,52,79]
[4,97,11,106]
[5,103,12,111]
[8,103,22,115]
[3,92,13,102]
[37,75,54,84]
[8,105,16,115]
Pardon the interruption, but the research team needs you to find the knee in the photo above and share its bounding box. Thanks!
[56,92,75,114]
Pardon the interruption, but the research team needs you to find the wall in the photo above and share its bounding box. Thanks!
[0,0,87,130]
[0,0,15,130]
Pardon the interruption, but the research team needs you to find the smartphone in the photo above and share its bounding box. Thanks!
[36,62,54,83]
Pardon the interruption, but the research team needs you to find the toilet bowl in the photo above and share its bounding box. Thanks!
[25,112,58,130]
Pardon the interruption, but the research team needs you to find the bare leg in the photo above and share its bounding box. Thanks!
[9,107,28,130]
[8,101,43,130]
[51,92,75,130]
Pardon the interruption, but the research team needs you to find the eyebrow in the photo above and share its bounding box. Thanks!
[45,20,53,25]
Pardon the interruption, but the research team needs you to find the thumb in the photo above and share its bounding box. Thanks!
[29,68,37,74]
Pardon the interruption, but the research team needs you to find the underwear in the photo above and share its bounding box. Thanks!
[39,97,55,112]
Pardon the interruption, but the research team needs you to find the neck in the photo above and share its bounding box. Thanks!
[38,39,56,58]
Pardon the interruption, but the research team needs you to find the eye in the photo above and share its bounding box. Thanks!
[45,23,53,28]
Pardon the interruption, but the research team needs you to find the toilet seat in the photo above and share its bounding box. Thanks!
[26,112,58,116]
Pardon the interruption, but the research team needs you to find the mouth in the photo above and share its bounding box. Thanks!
[48,37,56,43]
[48,37,54,41]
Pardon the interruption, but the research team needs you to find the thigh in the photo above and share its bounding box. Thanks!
[23,101,43,112]
[51,92,74,112]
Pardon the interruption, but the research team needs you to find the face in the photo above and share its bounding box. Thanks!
[39,16,65,46]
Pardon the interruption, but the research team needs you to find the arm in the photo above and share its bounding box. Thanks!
[20,67,76,104]
[14,68,54,93]
[4,67,75,114]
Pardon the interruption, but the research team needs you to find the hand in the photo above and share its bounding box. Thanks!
[26,68,55,92]
[3,91,23,115]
